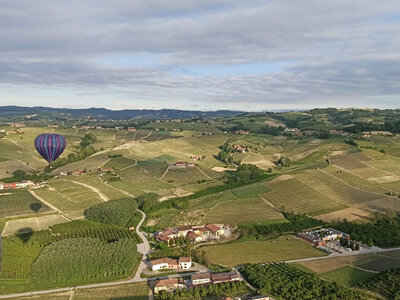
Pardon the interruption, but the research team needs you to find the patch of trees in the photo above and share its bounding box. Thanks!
[159,281,247,300]
[217,144,234,164]
[136,192,159,211]
[0,169,53,183]
[240,263,364,300]
[79,133,97,149]
[84,198,138,227]
[30,238,139,285]
[357,269,400,300]
[331,214,400,247]
[239,213,324,238]
[228,164,265,183]
[276,157,292,168]
[347,121,400,134]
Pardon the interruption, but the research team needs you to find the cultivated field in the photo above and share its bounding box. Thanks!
[263,176,346,216]
[33,180,104,219]
[297,250,400,273]
[320,266,376,286]
[0,190,53,218]
[2,214,69,236]
[202,236,326,266]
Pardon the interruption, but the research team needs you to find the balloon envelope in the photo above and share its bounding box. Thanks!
[34,134,66,163]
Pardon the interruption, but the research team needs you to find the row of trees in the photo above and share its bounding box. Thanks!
[1,169,53,183]
[357,269,400,299]
[158,281,247,300]
[84,198,138,227]
[240,263,364,299]
[332,215,400,247]
[30,238,139,285]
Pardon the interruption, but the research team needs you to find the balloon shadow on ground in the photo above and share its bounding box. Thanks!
[30,202,42,213]
[16,228,34,243]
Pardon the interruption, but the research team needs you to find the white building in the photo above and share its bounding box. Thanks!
[178,257,192,269]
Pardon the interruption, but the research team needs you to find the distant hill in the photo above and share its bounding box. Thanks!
[0,106,244,120]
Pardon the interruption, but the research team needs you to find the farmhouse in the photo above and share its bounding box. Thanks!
[11,123,25,128]
[150,257,192,271]
[298,228,350,246]
[154,278,185,294]
[191,155,203,161]
[361,132,371,139]
[233,145,247,153]
[191,272,211,286]
[170,161,195,168]
[100,167,115,173]
[155,224,226,243]
[128,127,136,132]
[191,272,241,287]
[235,130,250,135]
[205,224,225,236]
[0,181,34,190]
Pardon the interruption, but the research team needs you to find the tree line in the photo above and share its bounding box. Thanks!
[158,280,247,300]
[240,263,365,299]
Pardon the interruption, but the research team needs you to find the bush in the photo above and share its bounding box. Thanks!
[84,198,137,227]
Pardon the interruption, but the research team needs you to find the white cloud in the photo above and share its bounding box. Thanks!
[0,0,399,110]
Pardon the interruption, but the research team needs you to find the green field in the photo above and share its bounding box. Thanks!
[320,266,376,286]
[263,177,346,216]
[201,236,325,266]
[33,180,104,219]
[0,190,53,218]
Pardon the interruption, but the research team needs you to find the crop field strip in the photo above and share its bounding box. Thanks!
[34,180,104,218]
[263,177,346,216]
[202,236,325,266]
[69,175,127,200]
[0,190,53,218]
[294,170,383,205]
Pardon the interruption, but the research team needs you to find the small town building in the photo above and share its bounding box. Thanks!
[205,224,224,236]
[150,258,179,271]
[178,257,192,269]
[191,272,212,286]
[154,278,184,294]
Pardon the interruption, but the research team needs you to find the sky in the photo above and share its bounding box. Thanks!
[0,0,399,111]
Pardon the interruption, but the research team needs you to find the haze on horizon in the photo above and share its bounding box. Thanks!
[1,1,399,111]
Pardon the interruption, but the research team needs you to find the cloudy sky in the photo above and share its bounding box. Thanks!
[1,1,399,111]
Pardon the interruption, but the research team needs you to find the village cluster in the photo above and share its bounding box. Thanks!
[155,224,228,244]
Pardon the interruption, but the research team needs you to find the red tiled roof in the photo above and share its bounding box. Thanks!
[178,257,191,263]
[150,258,178,266]
[187,231,199,240]
[177,225,192,231]
[205,224,220,233]
[191,272,211,280]
[154,278,179,288]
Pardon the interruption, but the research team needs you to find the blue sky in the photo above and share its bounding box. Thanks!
[0,0,399,110]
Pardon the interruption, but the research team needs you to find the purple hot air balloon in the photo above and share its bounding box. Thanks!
[34,134,66,163]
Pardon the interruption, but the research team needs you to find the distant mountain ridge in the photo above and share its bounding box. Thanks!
[0,106,244,120]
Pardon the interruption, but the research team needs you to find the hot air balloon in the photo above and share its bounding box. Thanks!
[34,134,66,166]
